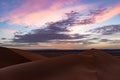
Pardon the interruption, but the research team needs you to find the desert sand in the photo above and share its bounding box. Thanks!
[0,47,47,68]
[0,47,120,80]
[11,48,48,61]
[0,47,30,68]
[116,56,120,59]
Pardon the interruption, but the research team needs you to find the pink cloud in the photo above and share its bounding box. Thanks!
[95,3,120,23]
[2,0,90,26]
[1,29,17,34]
[70,3,120,34]
[49,0,78,10]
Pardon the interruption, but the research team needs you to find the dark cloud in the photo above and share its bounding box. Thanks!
[65,11,96,25]
[99,39,112,42]
[54,37,96,45]
[1,38,7,40]
[110,40,120,44]
[88,24,120,35]
[78,17,95,25]
[76,40,96,45]
[82,41,96,45]
[99,39,120,44]
[89,38,99,40]
[89,8,108,16]
[14,31,89,43]
[78,8,108,25]
[13,8,109,43]
[13,11,89,43]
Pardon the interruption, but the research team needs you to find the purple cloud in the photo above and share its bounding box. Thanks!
[13,11,88,43]
[13,8,113,43]
[88,24,120,35]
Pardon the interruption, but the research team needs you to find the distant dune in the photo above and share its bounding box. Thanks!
[37,52,67,58]
[0,47,120,80]
[116,56,120,59]
[11,48,48,61]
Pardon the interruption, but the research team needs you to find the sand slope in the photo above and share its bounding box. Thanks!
[116,56,120,59]
[81,49,120,80]
[0,47,30,68]
[11,48,48,61]
[0,47,47,68]
[0,49,120,80]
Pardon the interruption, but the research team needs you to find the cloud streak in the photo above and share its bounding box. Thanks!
[94,3,120,23]
[1,0,119,27]
[1,0,90,26]
[0,29,17,34]
[88,24,120,35]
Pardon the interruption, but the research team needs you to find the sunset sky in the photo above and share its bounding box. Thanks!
[0,0,120,49]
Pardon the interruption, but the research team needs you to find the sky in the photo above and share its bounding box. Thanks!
[0,0,120,49]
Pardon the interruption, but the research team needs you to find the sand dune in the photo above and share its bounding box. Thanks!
[0,48,120,80]
[11,48,48,61]
[116,56,120,59]
[0,47,30,68]
[0,47,47,68]
[38,52,66,58]
[80,49,120,80]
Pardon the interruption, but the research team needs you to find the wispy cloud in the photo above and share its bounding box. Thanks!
[88,24,120,35]
[99,39,120,44]
[94,3,120,23]
[2,1,119,27]
[0,29,17,34]
[1,0,89,26]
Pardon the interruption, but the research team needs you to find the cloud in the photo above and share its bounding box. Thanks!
[8,3,120,45]
[99,39,112,42]
[13,9,120,43]
[0,29,17,34]
[1,38,7,40]
[89,38,99,40]
[79,5,120,24]
[94,3,120,23]
[0,0,120,27]
[13,11,88,43]
[0,43,30,47]
[1,0,90,26]
[99,39,120,44]
[70,3,120,34]
[64,5,120,33]
[110,40,120,44]
[88,24,120,35]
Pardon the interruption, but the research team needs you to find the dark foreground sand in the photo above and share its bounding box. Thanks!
[0,47,120,80]
[0,47,47,68]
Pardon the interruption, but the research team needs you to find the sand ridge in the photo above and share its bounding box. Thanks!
[0,47,30,68]
[0,47,120,80]
[11,48,48,61]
